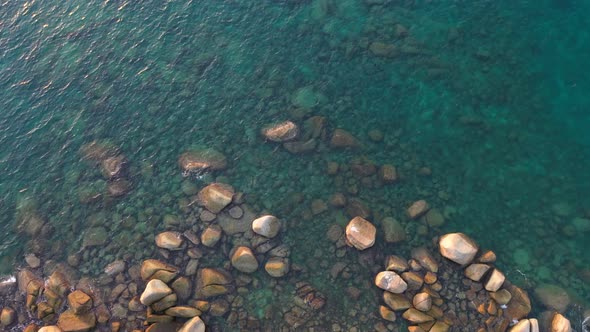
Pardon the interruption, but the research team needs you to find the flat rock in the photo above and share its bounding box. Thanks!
[140,259,179,282]
[402,308,434,324]
[252,215,281,238]
[217,206,255,235]
[374,271,407,293]
[68,290,93,315]
[345,216,376,250]
[534,284,570,312]
[464,263,490,282]
[82,227,108,247]
[195,268,233,298]
[57,310,96,332]
[383,292,411,311]
[140,279,173,306]
[438,233,479,265]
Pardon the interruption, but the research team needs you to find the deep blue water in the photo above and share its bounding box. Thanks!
[1,0,589,327]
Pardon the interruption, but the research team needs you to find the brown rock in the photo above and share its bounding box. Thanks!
[140,259,179,282]
[383,292,411,311]
[68,290,93,315]
[57,310,96,332]
[438,232,479,265]
[230,246,258,273]
[375,271,407,293]
[261,121,299,142]
[484,269,505,292]
[345,216,376,250]
[402,308,434,324]
[0,307,16,326]
[464,264,490,282]
[407,200,430,219]
[503,285,531,320]
[385,255,409,272]
[200,225,222,247]
[195,268,233,299]
[165,306,201,318]
[265,257,290,278]
[330,129,361,149]
[413,293,432,312]
[178,148,227,173]
[411,247,438,273]
[197,183,234,213]
[478,250,497,263]
[401,271,424,291]
[379,305,396,322]
[490,289,513,305]
[155,231,184,250]
[551,313,572,332]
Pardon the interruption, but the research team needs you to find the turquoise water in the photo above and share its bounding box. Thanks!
[1,0,590,328]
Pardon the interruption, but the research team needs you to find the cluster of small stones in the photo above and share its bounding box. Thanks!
[370,232,576,332]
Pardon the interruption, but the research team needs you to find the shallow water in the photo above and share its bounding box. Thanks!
[1,0,589,328]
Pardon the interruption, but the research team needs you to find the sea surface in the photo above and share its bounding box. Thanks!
[1,0,589,329]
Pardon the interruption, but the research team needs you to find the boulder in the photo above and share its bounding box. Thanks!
[345,216,376,250]
[438,233,479,265]
[383,292,411,311]
[265,257,290,278]
[261,121,299,142]
[330,129,361,149]
[57,311,96,332]
[410,247,438,273]
[178,148,227,173]
[534,284,570,313]
[464,264,490,282]
[140,259,179,283]
[407,200,430,219]
[230,246,258,273]
[504,285,531,320]
[68,290,93,315]
[252,215,281,238]
[510,319,530,332]
[194,268,233,298]
[374,271,407,293]
[381,217,405,243]
[200,225,222,247]
[413,292,432,312]
[484,269,505,292]
[197,183,234,213]
[155,231,184,250]
[178,316,206,332]
[551,313,572,332]
[140,279,173,306]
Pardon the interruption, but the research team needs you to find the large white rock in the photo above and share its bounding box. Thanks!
[140,279,173,306]
[438,233,478,265]
[178,316,206,332]
[374,271,407,293]
[345,216,376,250]
[252,215,281,238]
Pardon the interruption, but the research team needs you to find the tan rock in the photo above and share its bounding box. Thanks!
[478,250,497,263]
[178,148,227,173]
[67,291,92,315]
[155,231,184,250]
[407,200,430,219]
[551,313,572,332]
[503,285,531,320]
[402,308,434,324]
[151,293,177,312]
[383,292,411,311]
[381,217,406,243]
[534,284,570,312]
[345,216,376,250]
[438,233,479,265]
[230,246,258,273]
[17,269,42,295]
[411,247,438,273]
[485,269,505,292]
[401,271,424,291]
[413,293,432,312]
[529,318,540,332]
[0,307,16,326]
[57,311,96,332]
[375,271,407,293]
[38,327,62,332]
[252,215,281,238]
[330,129,361,149]
[178,316,206,332]
[140,279,173,306]
[510,319,530,332]
[385,255,409,272]
[200,225,222,247]
[379,305,396,322]
[464,263,490,282]
[197,183,234,213]
[430,321,450,332]
[195,268,233,299]
[140,259,178,282]
[265,257,290,278]
[490,289,512,305]
[261,121,299,142]
[165,306,201,318]
[379,164,397,183]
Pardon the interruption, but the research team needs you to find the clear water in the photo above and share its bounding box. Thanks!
[1,0,589,327]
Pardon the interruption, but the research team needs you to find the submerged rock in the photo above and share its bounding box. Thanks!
[178,148,227,173]
[534,284,570,313]
[330,129,361,149]
[345,216,376,250]
[261,121,299,142]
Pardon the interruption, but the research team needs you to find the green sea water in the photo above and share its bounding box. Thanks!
[1,0,589,328]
